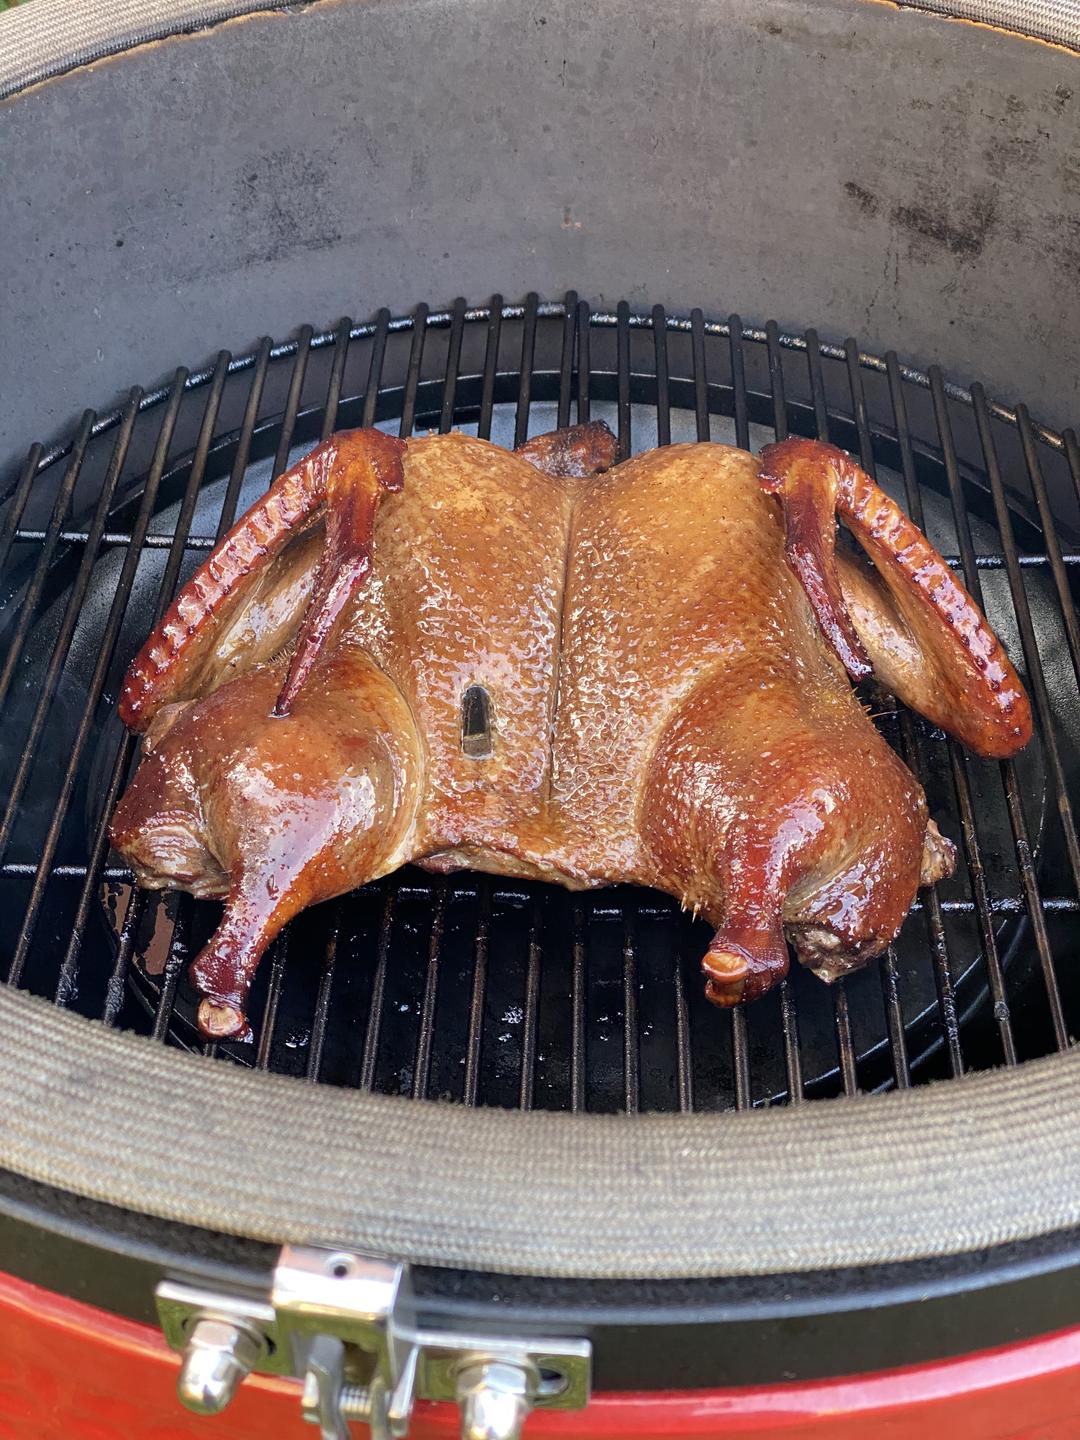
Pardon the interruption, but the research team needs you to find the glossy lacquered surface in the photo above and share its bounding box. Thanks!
[2,1270,1079,1438]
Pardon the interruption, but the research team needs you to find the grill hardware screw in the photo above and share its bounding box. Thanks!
[158,1248,590,1435]
[176,1315,266,1415]
[455,1357,540,1440]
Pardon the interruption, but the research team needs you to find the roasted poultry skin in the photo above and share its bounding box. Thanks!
[111,424,1031,1039]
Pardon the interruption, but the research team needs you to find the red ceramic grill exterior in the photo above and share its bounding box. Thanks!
[3,1271,1080,1439]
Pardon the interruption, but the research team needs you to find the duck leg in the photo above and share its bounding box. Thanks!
[111,648,421,1040]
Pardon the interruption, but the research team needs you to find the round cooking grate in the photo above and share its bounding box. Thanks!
[1,297,1077,1114]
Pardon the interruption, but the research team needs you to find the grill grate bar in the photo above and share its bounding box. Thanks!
[360,890,396,1091]
[441,298,467,440]
[653,305,672,448]
[833,982,859,1095]
[322,317,353,442]
[967,387,1073,1048]
[439,298,468,437]
[616,300,632,461]
[0,391,140,864]
[557,291,578,430]
[412,879,446,1101]
[754,317,811,1104]
[778,982,804,1102]
[254,937,289,1070]
[215,341,267,540]
[74,371,193,1018]
[766,320,789,441]
[966,383,1080,906]
[478,297,503,440]
[899,713,964,1076]
[296,314,356,1071]
[731,1010,751,1110]
[728,314,748,449]
[22,374,189,995]
[692,308,710,442]
[848,352,964,1078]
[399,305,428,441]
[514,293,540,448]
[949,743,1018,1064]
[361,310,391,431]
[622,909,640,1115]
[887,350,1018,1067]
[0,443,43,577]
[0,410,94,714]
[576,301,591,425]
[118,366,223,1030]
[272,326,313,479]
[570,901,587,1113]
[1016,405,1080,695]
[879,947,911,1089]
[518,901,543,1111]
[150,897,189,1041]
[805,330,830,443]
[806,331,892,1082]
[463,880,490,1106]
[101,888,148,1028]
[672,943,694,1112]
[305,907,340,1083]
[1065,428,1080,509]
[844,338,877,467]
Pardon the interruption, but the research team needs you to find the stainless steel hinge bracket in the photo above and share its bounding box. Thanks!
[157,1245,591,1440]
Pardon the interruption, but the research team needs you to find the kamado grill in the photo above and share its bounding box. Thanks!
[2,0,1080,1435]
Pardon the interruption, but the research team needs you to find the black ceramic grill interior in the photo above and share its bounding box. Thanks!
[1,295,1078,1115]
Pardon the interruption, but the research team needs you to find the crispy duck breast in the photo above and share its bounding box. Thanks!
[111,423,1031,1040]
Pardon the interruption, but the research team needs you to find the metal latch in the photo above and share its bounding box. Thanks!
[157,1246,591,1440]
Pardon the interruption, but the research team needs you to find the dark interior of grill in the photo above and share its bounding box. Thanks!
[1,296,1078,1114]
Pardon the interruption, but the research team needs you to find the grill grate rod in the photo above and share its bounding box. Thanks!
[463,880,491,1107]
[0,411,94,714]
[737,312,805,1104]
[412,880,447,1101]
[321,317,353,442]
[478,298,502,440]
[272,326,313,480]
[0,392,140,865]
[557,291,578,430]
[887,353,1018,1067]
[0,443,43,577]
[843,345,964,1080]
[215,339,268,540]
[1065,429,1080,509]
[1017,407,1080,695]
[15,374,187,996]
[518,901,543,1111]
[359,891,396,1091]
[514,293,540,448]
[305,904,341,1083]
[966,384,1073,1048]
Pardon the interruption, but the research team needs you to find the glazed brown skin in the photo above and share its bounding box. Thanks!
[111,427,1031,1037]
